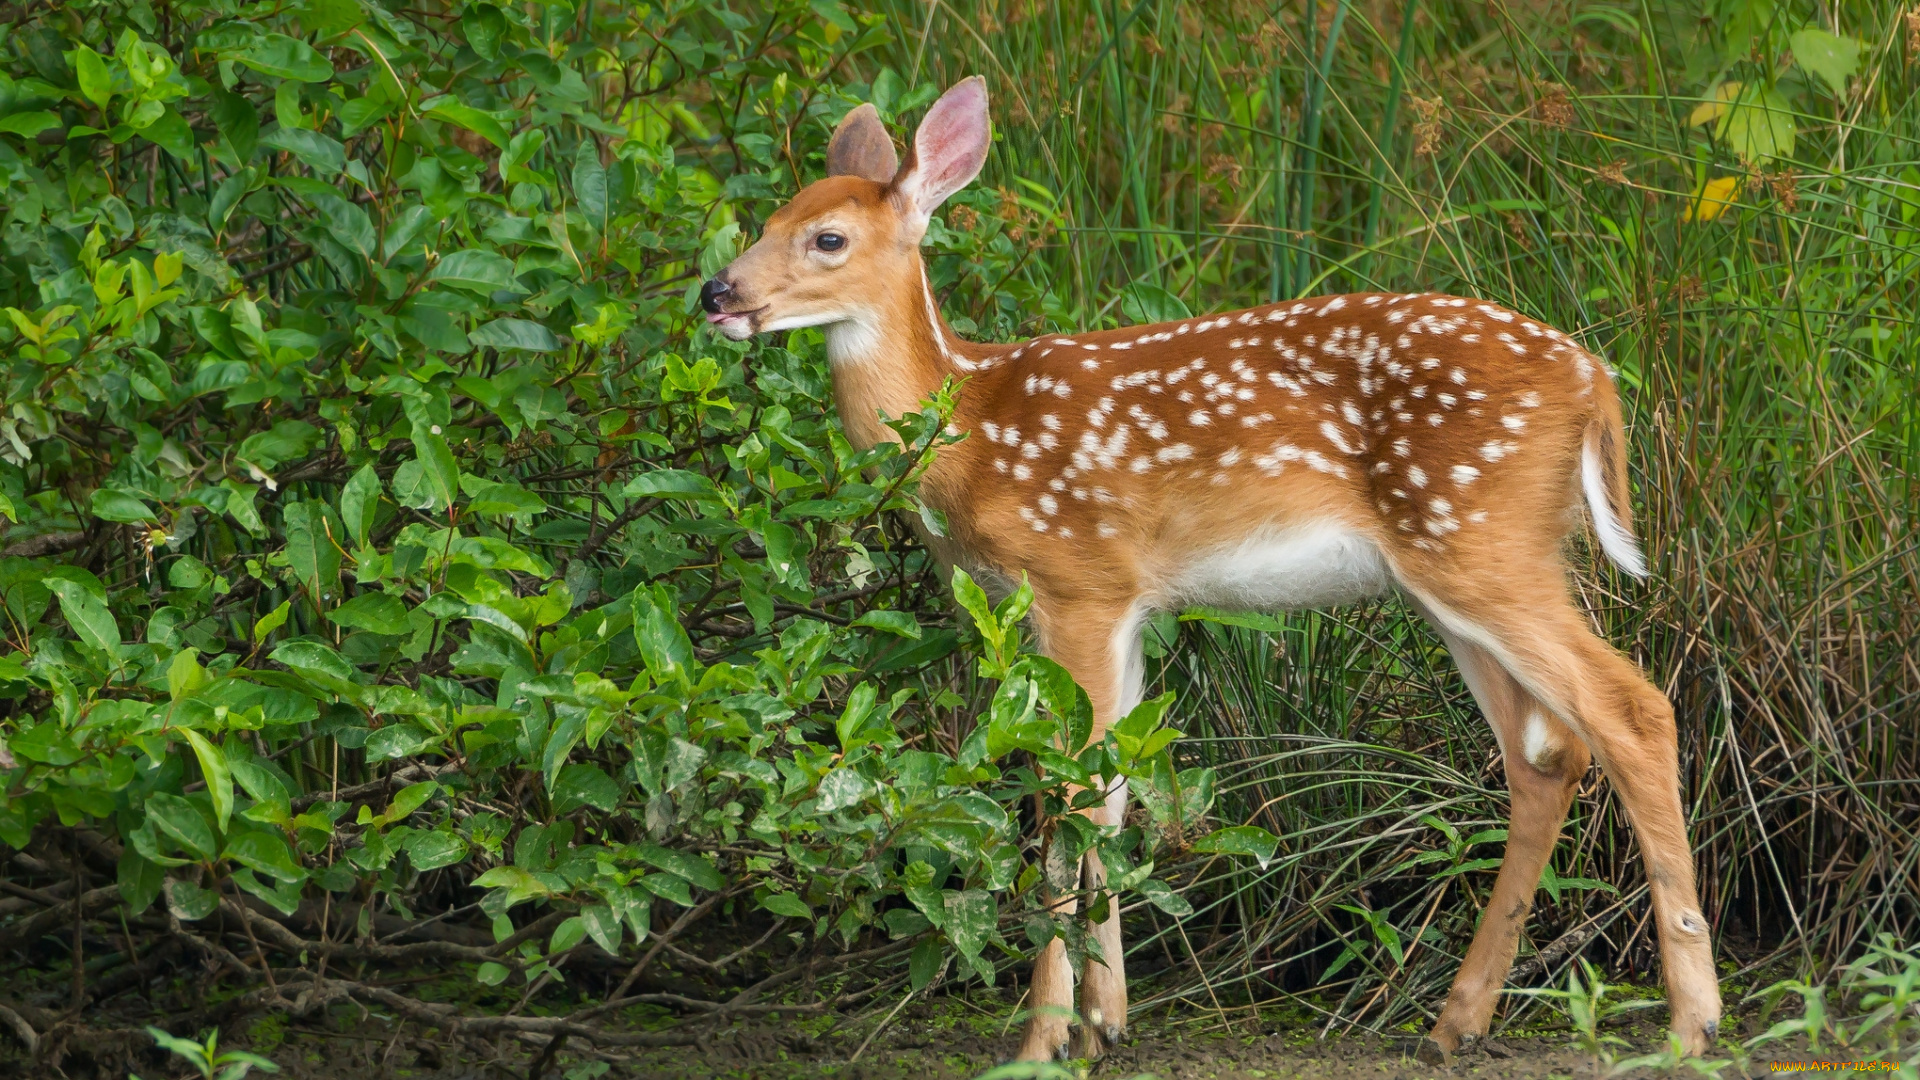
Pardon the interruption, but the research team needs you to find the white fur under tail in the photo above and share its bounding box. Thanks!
[1581,434,1647,578]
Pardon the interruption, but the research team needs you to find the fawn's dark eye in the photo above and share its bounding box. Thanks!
[815,232,846,252]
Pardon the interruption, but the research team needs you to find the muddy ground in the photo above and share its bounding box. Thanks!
[46,995,1866,1080]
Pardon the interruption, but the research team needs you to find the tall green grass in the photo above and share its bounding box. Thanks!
[868,0,1920,1034]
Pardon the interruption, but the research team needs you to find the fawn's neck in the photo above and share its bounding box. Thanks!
[822,257,979,452]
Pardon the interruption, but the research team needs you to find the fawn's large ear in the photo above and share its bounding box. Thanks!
[892,76,991,238]
[826,103,898,183]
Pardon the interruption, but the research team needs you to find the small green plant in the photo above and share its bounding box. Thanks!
[1746,978,1833,1052]
[1743,936,1920,1070]
[137,1026,280,1080]
[1842,936,1920,1059]
[1520,959,1667,1077]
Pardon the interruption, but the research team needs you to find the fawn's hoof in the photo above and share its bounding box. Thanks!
[1071,1018,1124,1060]
[1413,1037,1450,1066]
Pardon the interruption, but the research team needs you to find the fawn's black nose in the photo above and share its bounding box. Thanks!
[699,277,732,314]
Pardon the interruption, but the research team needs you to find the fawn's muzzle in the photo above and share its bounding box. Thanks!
[699,277,733,313]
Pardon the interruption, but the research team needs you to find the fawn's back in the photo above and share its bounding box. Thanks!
[931,290,1633,609]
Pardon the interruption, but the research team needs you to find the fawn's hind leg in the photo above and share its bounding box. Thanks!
[1419,631,1589,1061]
[1409,579,1722,1056]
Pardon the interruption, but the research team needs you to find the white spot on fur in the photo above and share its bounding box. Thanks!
[1522,711,1560,769]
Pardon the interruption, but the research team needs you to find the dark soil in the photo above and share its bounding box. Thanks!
[16,993,1866,1080]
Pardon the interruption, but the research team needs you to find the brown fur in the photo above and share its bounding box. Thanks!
[707,83,1722,1065]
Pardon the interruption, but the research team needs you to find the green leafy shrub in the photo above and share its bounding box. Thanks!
[0,0,1217,1031]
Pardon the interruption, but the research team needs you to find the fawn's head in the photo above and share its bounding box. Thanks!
[701,77,991,351]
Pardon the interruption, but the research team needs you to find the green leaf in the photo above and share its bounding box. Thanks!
[327,592,410,635]
[410,423,461,512]
[1179,606,1287,632]
[760,891,811,919]
[140,108,195,159]
[9,722,82,766]
[1435,857,1506,878]
[1319,942,1362,983]
[624,469,721,501]
[231,758,291,806]
[581,904,624,955]
[467,481,545,518]
[165,878,220,921]
[91,487,158,523]
[337,94,393,138]
[909,936,945,991]
[1791,27,1862,97]
[254,600,291,645]
[429,248,519,293]
[552,763,621,814]
[1718,83,1796,164]
[632,587,695,686]
[463,5,508,60]
[0,111,60,138]
[48,579,120,652]
[635,843,724,891]
[239,34,335,82]
[469,317,560,352]
[401,830,468,871]
[884,907,931,939]
[364,723,434,761]
[942,889,996,958]
[852,609,922,639]
[1119,282,1191,324]
[221,480,267,536]
[234,417,321,471]
[1190,825,1280,869]
[118,848,164,915]
[476,961,509,985]
[74,47,112,109]
[698,221,740,278]
[147,793,217,860]
[377,784,441,827]
[283,501,342,602]
[639,872,693,906]
[426,98,510,150]
[168,647,206,700]
[303,0,366,34]
[1134,878,1193,916]
[270,640,359,689]
[339,463,381,546]
[225,829,304,882]
[211,90,260,161]
[817,768,873,812]
[181,729,234,833]
[262,126,346,176]
[550,915,588,954]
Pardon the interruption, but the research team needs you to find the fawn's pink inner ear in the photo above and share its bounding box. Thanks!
[899,76,990,215]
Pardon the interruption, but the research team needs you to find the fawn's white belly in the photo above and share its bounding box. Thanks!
[1167,522,1392,612]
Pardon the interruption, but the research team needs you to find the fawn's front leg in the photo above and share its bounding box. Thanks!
[1075,777,1130,1058]
[1016,855,1080,1061]
[1015,598,1144,1061]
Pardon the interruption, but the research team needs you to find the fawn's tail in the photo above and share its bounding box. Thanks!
[1580,399,1647,578]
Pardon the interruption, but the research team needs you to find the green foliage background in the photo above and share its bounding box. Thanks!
[0,0,1916,1057]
